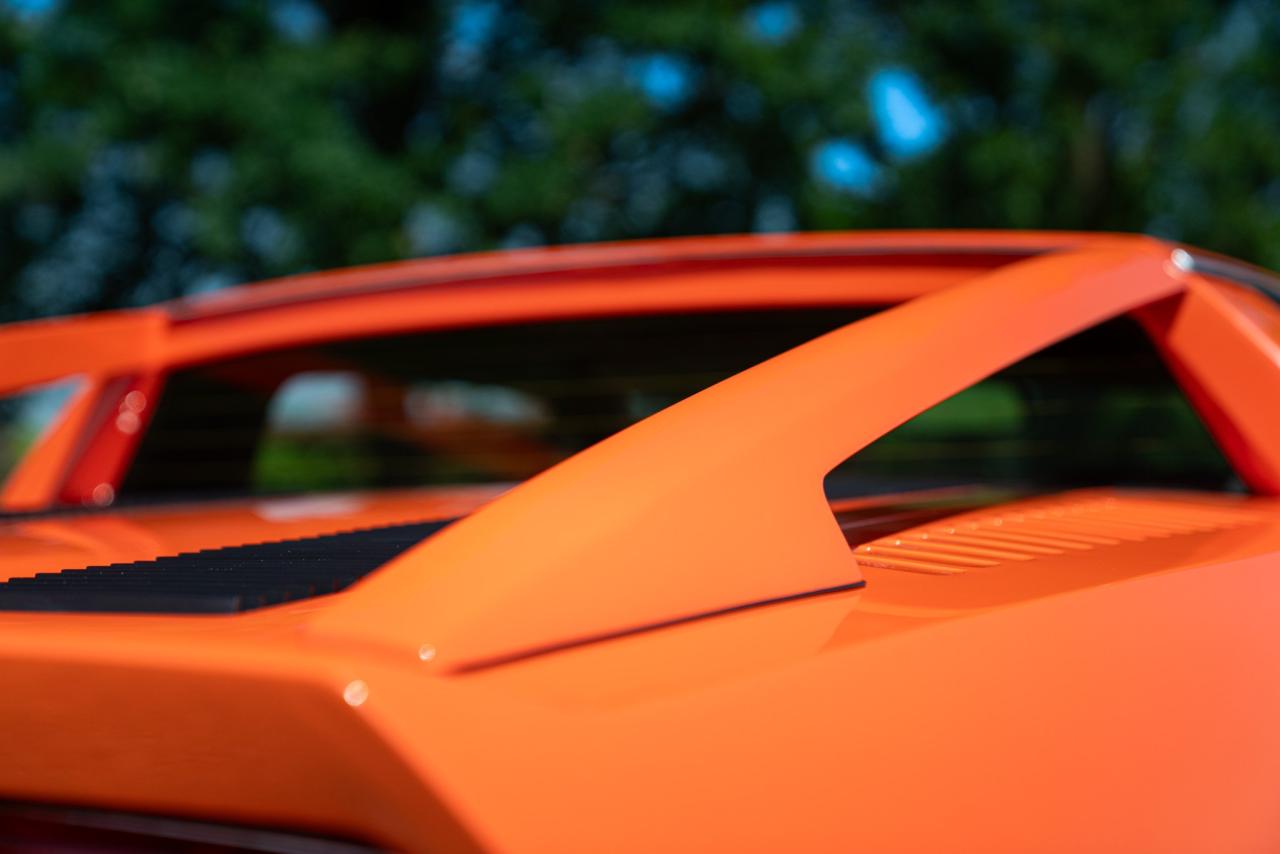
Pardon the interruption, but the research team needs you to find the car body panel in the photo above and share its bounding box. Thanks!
[2,231,1280,851]
[1,488,1279,851]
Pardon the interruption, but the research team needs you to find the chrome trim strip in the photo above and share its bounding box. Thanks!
[1180,249,1280,301]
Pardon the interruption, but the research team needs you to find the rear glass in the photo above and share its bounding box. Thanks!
[825,316,1236,496]
[123,310,873,498]
[121,310,1236,501]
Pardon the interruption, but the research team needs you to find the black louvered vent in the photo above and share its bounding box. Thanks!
[0,518,455,614]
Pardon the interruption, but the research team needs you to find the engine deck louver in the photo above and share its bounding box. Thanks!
[853,495,1264,575]
[0,518,454,614]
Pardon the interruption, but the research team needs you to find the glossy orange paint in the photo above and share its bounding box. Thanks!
[1,232,1280,852]
[1143,278,1280,492]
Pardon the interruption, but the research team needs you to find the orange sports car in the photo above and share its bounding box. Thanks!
[1,231,1278,852]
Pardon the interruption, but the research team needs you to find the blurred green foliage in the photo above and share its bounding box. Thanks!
[0,0,1277,322]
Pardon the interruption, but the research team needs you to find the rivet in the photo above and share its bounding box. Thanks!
[343,679,369,707]
[418,644,437,662]
[1170,248,1194,273]
[115,411,141,434]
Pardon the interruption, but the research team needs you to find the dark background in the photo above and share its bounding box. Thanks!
[1,0,1275,322]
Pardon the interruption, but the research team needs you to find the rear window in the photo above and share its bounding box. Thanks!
[123,310,873,498]
[121,310,1236,502]
[825,316,1236,496]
